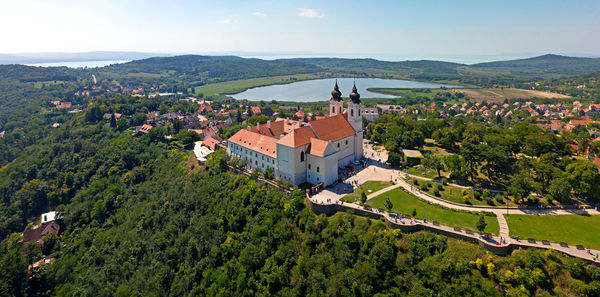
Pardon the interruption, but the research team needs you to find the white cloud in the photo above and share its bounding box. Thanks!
[217,18,234,25]
[252,12,267,17]
[297,8,324,18]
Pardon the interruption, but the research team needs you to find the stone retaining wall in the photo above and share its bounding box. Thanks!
[305,195,512,255]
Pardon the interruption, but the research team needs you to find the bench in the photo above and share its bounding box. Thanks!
[527,238,536,243]
[432,221,440,226]
[453,227,461,232]
[465,230,474,235]
[542,240,550,245]
[559,242,569,247]
[576,245,585,250]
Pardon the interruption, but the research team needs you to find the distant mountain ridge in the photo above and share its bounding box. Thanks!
[470,54,600,77]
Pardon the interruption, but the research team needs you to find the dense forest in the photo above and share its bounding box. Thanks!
[2,56,600,296]
[1,97,600,296]
[367,114,600,204]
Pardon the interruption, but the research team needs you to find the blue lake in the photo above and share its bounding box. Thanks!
[231,77,460,102]
[26,60,130,68]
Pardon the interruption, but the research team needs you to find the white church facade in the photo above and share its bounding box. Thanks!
[227,82,364,186]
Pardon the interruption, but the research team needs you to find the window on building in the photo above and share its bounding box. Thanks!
[337,143,340,148]
[345,140,348,145]
[255,161,258,165]
[359,109,361,116]
[317,166,320,172]
[331,106,335,114]
[308,164,311,170]
[339,106,342,114]
[351,109,354,117]
[300,151,305,162]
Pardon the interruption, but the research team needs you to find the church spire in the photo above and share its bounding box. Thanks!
[349,81,361,104]
[330,80,342,101]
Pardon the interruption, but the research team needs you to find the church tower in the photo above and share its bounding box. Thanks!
[348,82,364,160]
[329,80,343,116]
[347,82,362,133]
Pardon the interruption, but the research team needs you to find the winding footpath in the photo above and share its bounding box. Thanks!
[310,143,600,262]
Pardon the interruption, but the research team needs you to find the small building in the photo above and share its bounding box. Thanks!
[41,211,59,224]
[22,223,60,244]
[362,107,379,121]
[202,136,221,151]
[136,124,153,134]
[402,149,423,166]
[193,141,213,162]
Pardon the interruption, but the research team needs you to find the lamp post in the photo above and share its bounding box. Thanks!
[505,195,509,217]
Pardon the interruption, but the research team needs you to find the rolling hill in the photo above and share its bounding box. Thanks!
[469,54,600,77]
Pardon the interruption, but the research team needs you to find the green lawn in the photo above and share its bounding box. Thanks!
[341,181,394,203]
[406,166,439,179]
[367,188,499,234]
[410,179,503,207]
[506,214,600,250]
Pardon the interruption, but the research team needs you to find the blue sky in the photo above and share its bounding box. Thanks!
[1,0,599,62]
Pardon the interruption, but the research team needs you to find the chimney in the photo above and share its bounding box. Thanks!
[256,122,260,130]
[285,118,289,125]
[267,120,271,129]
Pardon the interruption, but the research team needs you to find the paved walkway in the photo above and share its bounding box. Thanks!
[308,193,600,263]
[309,142,600,262]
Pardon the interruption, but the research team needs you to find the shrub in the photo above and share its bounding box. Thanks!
[441,178,448,186]
[495,195,504,204]
[436,183,444,191]
[420,184,429,191]
[473,190,482,200]
[482,189,491,199]
[433,189,440,196]
[414,179,419,186]
[485,197,494,206]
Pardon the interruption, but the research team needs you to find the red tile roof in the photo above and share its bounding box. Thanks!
[22,223,60,244]
[277,126,316,148]
[202,136,220,150]
[309,114,356,142]
[307,138,330,157]
[229,129,277,158]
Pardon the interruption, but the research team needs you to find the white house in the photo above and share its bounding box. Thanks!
[41,211,59,224]
[227,82,364,186]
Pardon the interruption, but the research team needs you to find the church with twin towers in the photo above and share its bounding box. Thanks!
[227,81,364,186]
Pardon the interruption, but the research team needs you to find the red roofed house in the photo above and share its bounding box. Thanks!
[22,223,60,244]
[227,82,364,186]
[202,136,221,151]
[569,117,594,126]
[55,102,72,109]
[250,106,261,115]
[137,124,153,134]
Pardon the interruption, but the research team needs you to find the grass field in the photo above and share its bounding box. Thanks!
[193,73,326,96]
[367,88,443,98]
[367,188,499,234]
[405,166,440,179]
[506,214,600,249]
[341,180,394,203]
[454,88,571,102]
[409,179,498,207]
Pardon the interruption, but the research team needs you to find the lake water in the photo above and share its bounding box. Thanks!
[231,77,460,102]
[26,60,130,68]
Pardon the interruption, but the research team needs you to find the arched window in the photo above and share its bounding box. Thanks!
[351,109,354,117]
[332,106,335,114]
[359,109,361,116]
[339,106,342,114]
[300,151,305,162]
